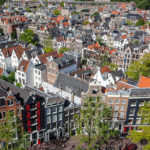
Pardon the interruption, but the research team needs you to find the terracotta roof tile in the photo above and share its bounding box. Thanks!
[100,66,111,74]
[38,51,59,64]
[18,60,30,72]
[87,42,100,50]
[138,76,150,88]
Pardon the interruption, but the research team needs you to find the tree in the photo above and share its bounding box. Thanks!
[128,102,150,150]
[126,53,150,81]
[75,97,115,149]
[43,46,54,53]
[109,63,118,71]
[96,38,104,46]
[1,72,15,84]
[100,52,110,67]
[20,29,38,45]
[59,47,70,54]
[43,36,54,53]
[16,82,22,87]
[0,111,29,150]
[0,28,4,35]
[11,30,17,40]
[136,19,145,27]
[71,11,79,15]
[53,9,61,16]
[60,1,64,7]
[82,20,89,25]
[92,11,99,17]
[126,20,133,26]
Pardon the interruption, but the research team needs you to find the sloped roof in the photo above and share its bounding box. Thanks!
[54,73,89,97]
[138,76,150,88]
[18,60,30,72]
[38,51,59,64]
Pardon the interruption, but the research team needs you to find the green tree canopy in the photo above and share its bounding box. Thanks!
[82,20,89,25]
[20,29,38,45]
[136,18,145,27]
[43,46,54,53]
[59,47,70,54]
[128,102,150,150]
[0,111,30,150]
[100,52,110,67]
[1,72,15,84]
[60,1,64,7]
[75,97,115,149]
[92,11,99,17]
[43,36,54,53]
[53,9,61,16]
[126,53,150,81]
[96,38,104,46]
[111,0,150,10]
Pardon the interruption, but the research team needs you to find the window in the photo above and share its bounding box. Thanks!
[22,73,24,77]
[7,99,14,106]
[113,112,118,118]
[18,72,21,76]
[92,89,98,94]
[35,70,37,74]
[47,116,51,123]
[17,109,20,115]
[47,108,51,114]
[129,108,135,116]
[52,114,57,122]
[0,112,2,120]
[120,105,125,111]
[108,99,113,104]
[38,71,40,75]
[131,101,136,106]
[139,100,144,106]
[52,107,57,113]
[114,106,119,111]
[58,106,62,112]
[120,112,124,118]
[128,118,133,124]
[115,99,119,104]
[59,113,62,121]
[121,99,126,104]
[136,118,141,124]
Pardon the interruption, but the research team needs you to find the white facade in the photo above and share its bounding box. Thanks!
[34,68,46,88]
[11,50,20,70]
[42,82,81,105]
[15,62,34,87]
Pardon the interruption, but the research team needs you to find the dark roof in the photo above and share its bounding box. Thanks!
[0,88,7,97]
[25,48,43,59]
[35,64,46,71]
[0,79,30,102]
[54,54,75,69]
[130,88,150,97]
[54,73,89,97]
[110,70,124,78]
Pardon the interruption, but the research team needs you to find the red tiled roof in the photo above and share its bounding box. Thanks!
[87,42,100,50]
[18,60,30,72]
[2,45,23,58]
[38,51,59,64]
[100,66,111,74]
[138,76,150,88]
